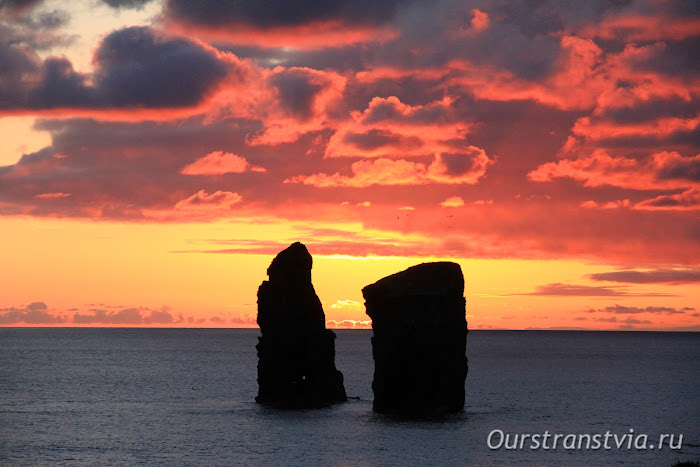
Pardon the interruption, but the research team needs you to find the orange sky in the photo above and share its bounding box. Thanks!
[0,0,698,330]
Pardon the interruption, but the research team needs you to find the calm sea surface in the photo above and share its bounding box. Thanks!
[1,329,698,466]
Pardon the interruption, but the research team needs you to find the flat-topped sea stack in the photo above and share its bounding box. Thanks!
[362,262,468,415]
[256,242,347,408]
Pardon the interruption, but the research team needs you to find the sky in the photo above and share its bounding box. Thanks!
[0,0,698,330]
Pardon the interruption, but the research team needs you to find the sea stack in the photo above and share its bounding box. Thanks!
[256,242,347,407]
[362,262,468,415]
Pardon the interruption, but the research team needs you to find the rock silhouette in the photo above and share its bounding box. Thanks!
[256,242,347,407]
[363,262,468,415]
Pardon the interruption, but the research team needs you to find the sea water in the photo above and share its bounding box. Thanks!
[1,329,698,466]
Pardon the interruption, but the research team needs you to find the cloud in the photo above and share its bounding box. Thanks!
[516,283,672,297]
[586,305,694,315]
[247,66,346,145]
[440,196,464,208]
[0,26,228,111]
[329,299,363,310]
[181,151,265,175]
[528,150,700,190]
[589,316,653,324]
[73,306,176,324]
[468,9,490,34]
[326,319,372,329]
[286,148,492,187]
[0,0,42,14]
[580,199,630,209]
[162,0,402,49]
[570,115,700,142]
[164,0,409,28]
[268,67,340,120]
[100,0,153,9]
[175,190,243,210]
[34,192,71,199]
[0,301,64,324]
[589,268,700,284]
[324,96,470,159]
[230,314,257,326]
[0,0,698,270]
[92,27,227,107]
[579,13,700,42]
[634,188,700,211]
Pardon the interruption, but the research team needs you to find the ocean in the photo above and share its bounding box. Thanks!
[1,329,698,466]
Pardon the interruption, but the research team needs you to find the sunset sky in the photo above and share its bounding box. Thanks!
[1,0,698,330]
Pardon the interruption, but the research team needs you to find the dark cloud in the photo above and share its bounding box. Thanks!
[0,0,42,14]
[343,129,421,151]
[0,43,38,106]
[164,0,414,28]
[15,9,70,29]
[636,37,700,76]
[224,44,373,71]
[375,0,563,80]
[489,0,632,38]
[599,97,700,125]
[657,157,700,182]
[0,8,74,106]
[0,5,74,50]
[441,152,487,177]
[0,26,228,110]
[100,0,153,9]
[361,96,456,125]
[93,26,228,107]
[586,305,693,314]
[589,268,700,284]
[0,301,64,324]
[27,57,92,107]
[268,68,324,119]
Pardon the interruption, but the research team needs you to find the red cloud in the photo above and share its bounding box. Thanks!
[580,199,630,210]
[469,9,490,34]
[528,151,700,190]
[164,19,398,50]
[571,115,700,141]
[579,14,700,41]
[634,188,700,211]
[376,38,698,118]
[441,36,607,111]
[34,192,71,199]
[248,67,346,145]
[440,196,465,208]
[181,151,265,175]
[324,96,470,158]
[517,283,668,297]
[286,147,492,187]
[171,190,243,219]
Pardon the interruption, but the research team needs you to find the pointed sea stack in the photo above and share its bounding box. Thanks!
[362,262,468,415]
[256,242,347,407]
